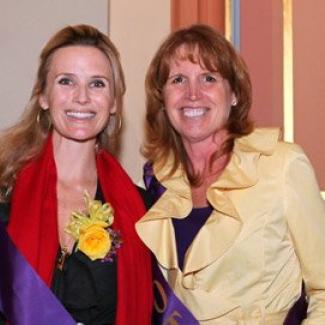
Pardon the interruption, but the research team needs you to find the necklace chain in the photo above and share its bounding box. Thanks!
[57,246,70,271]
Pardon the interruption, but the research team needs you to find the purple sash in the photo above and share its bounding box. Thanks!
[0,222,75,325]
[144,163,199,324]
[152,261,199,324]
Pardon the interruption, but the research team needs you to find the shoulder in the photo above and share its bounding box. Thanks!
[237,128,308,163]
[232,128,317,188]
[271,141,312,174]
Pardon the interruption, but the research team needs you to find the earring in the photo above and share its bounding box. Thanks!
[37,109,52,131]
[36,108,49,124]
[115,114,122,133]
[36,111,41,124]
[232,100,237,106]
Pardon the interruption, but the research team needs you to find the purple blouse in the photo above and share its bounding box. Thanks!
[172,206,213,270]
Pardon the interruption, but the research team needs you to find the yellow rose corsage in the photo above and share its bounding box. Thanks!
[66,192,122,261]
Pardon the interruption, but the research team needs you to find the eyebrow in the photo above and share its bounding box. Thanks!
[167,73,184,78]
[54,72,110,81]
[91,75,111,81]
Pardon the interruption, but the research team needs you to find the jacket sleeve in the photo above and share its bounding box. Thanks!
[284,144,325,324]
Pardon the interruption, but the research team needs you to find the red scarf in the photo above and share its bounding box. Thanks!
[8,136,153,324]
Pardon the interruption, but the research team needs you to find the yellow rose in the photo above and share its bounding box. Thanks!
[78,225,111,261]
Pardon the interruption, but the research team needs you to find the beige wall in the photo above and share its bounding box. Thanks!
[0,0,108,127]
[0,0,170,183]
[110,0,170,182]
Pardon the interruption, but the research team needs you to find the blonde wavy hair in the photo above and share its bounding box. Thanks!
[0,24,126,201]
[142,24,253,185]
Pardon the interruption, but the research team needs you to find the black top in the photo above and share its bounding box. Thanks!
[51,184,117,325]
[0,203,10,226]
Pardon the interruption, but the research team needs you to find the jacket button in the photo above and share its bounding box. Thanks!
[182,274,198,290]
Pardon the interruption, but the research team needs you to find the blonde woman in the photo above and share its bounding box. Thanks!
[0,24,152,325]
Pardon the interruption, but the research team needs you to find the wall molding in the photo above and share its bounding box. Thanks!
[283,0,324,198]
[225,0,240,49]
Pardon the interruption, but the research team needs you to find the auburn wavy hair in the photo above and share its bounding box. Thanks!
[0,24,125,201]
[142,24,253,185]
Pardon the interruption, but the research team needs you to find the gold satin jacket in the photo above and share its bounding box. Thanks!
[136,128,325,324]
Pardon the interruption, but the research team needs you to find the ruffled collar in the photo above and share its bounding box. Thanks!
[136,128,280,272]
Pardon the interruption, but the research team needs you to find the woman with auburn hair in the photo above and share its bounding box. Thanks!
[0,24,152,324]
[136,24,325,324]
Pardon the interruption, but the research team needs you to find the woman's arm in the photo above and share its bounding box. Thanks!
[284,145,325,323]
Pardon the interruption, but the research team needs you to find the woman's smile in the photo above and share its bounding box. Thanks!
[181,107,208,118]
[65,110,96,120]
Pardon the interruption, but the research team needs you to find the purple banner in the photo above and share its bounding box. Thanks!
[0,222,75,325]
[152,261,199,325]
[144,163,199,324]
[143,162,166,202]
